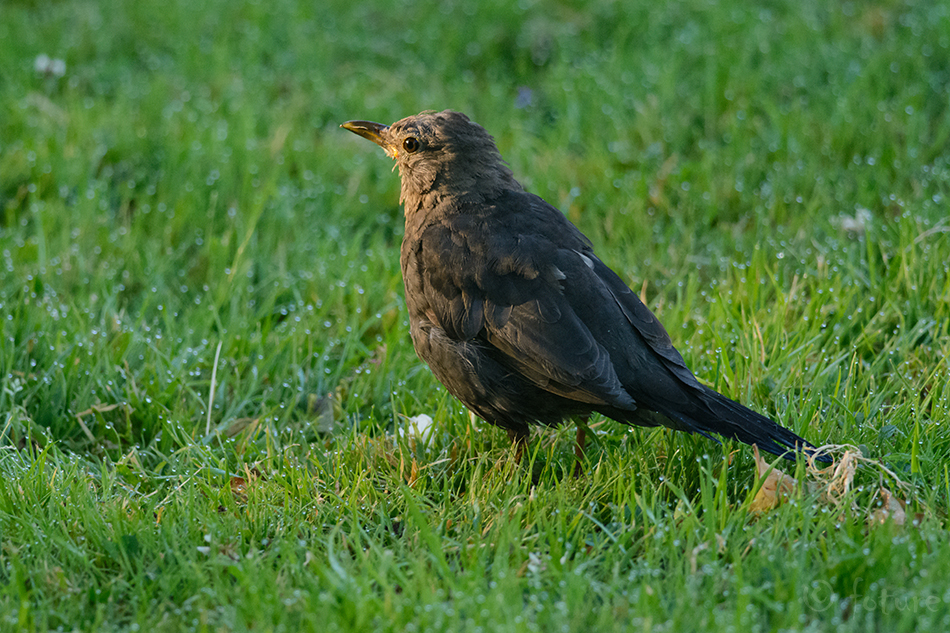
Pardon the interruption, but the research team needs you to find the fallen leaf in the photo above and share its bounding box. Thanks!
[871,488,906,526]
[749,445,797,515]
[230,476,247,497]
[228,466,262,503]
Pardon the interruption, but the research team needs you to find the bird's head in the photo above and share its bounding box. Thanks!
[341,110,520,213]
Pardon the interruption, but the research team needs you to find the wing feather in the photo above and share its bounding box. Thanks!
[418,220,635,409]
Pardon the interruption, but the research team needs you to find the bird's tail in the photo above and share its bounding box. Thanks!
[670,385,829,463]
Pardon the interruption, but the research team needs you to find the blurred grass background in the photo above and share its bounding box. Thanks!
[1,0,949,630]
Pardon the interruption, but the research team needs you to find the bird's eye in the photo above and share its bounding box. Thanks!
[402,137,420,153]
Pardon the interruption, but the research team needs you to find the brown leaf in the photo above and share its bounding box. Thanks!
[749,445,797,515]
[871,488,906,526]
[230,476,247,495]
[229,466,262,503]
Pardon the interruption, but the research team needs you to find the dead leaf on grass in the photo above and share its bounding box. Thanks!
[229,466,263,503]
[749,444,797,515]
[871,488,906,526]
[230,476,248,498]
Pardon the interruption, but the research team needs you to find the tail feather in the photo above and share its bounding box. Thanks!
[663,385,829,463]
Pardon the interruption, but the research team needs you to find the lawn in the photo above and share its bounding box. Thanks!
[1,0,949,630]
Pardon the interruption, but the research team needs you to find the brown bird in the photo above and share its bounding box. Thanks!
[342,110,825,464]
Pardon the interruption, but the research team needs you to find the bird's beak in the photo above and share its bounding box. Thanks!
[341,120,389,148]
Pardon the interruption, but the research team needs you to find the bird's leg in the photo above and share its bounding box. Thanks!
[573,415,590,477]
[507,428,529,463]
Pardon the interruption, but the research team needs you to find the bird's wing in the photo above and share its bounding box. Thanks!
[417,214,637,409]
[583,255,702,390]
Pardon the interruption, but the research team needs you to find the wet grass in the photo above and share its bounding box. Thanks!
[1,0,949,630]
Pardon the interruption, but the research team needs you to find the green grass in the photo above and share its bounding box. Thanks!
[2,0,949,630]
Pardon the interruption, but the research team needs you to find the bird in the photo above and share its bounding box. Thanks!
[341,110,826,465]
